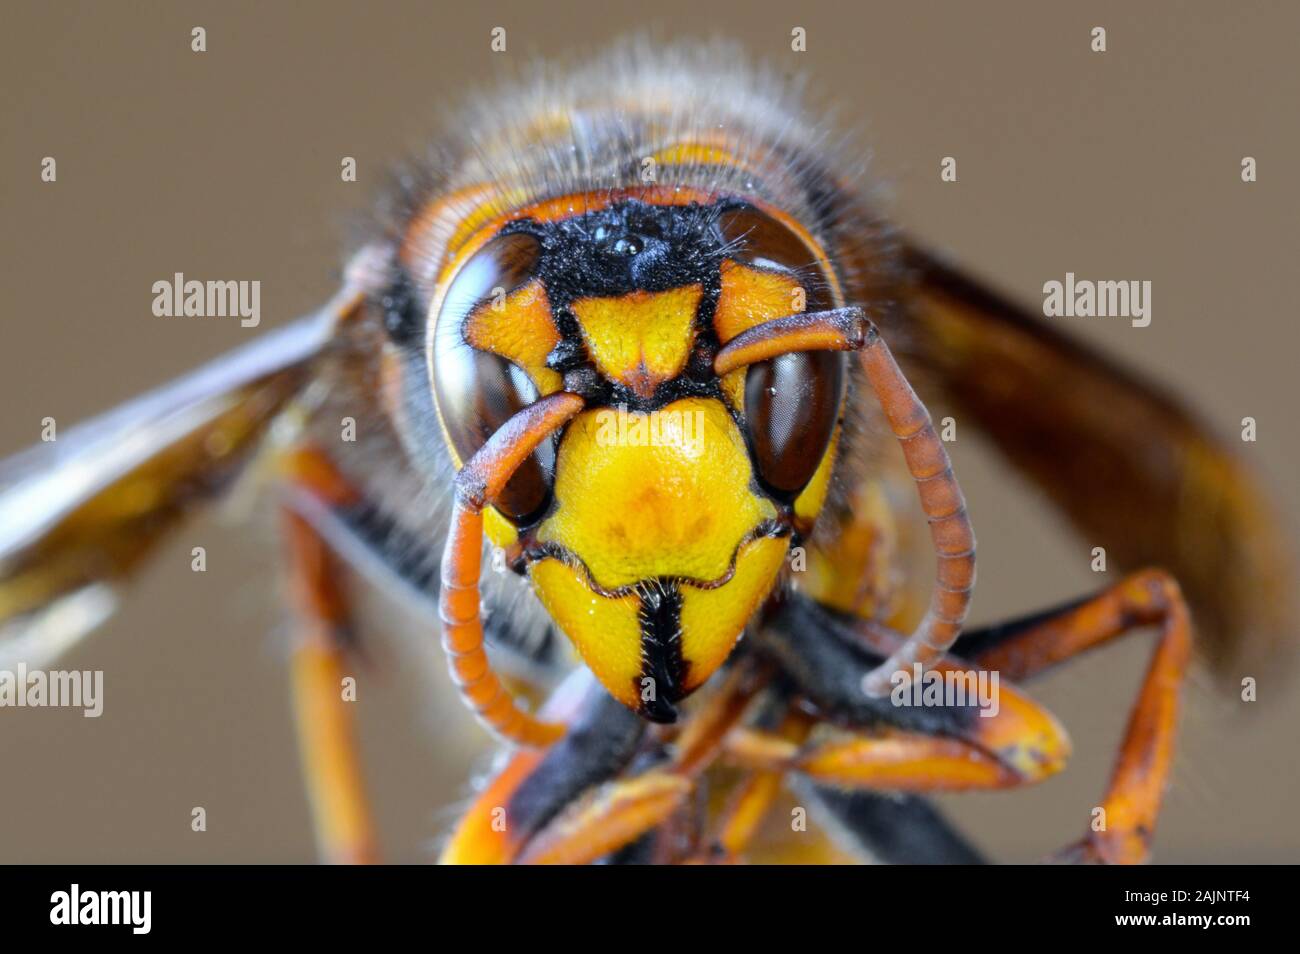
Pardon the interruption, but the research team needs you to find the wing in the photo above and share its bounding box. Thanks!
[0,280,367,669]
[894,242,1295,671]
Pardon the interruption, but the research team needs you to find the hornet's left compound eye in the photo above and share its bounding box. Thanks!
[431,232,555,523]
[744,350,845,498]
[716,206,845,499]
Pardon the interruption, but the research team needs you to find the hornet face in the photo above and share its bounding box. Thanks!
[424,191,846,721]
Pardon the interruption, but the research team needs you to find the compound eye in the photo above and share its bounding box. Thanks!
[431,232,554,523]
[744,350,845,498]
[716,207,833,311]
[718,206,843,496]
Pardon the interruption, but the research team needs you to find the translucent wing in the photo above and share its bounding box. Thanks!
[0,280,367,669]
[895,242,1295,671]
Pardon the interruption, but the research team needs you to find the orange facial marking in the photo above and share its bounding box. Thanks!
[714,261,807,411]
[714,260,806,343]
[571,286,703,399]
[463,279,564,394]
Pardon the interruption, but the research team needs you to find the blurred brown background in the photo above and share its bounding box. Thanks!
[1,1,1296,862]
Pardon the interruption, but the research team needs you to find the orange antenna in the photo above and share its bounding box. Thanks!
[438,391,586,747]
[715,308,976,696]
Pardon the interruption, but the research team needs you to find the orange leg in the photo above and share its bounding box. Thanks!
[723,664,1071,795]
[440,693,678,865]
[706,711,814,863]
[513,774,695,865]
[967,568,1193,864]
[668,659,770,775]
[442,660,766,864]
[746,569,1192,862]
[514,660,768,864]
[280,505,378,864]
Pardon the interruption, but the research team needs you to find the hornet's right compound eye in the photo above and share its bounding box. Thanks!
[431,231,556,524]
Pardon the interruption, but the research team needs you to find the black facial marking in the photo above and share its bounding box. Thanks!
[493,199,739,412]
[508,199,727,301]
[544,337,587,375]
[636,581,687,724]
